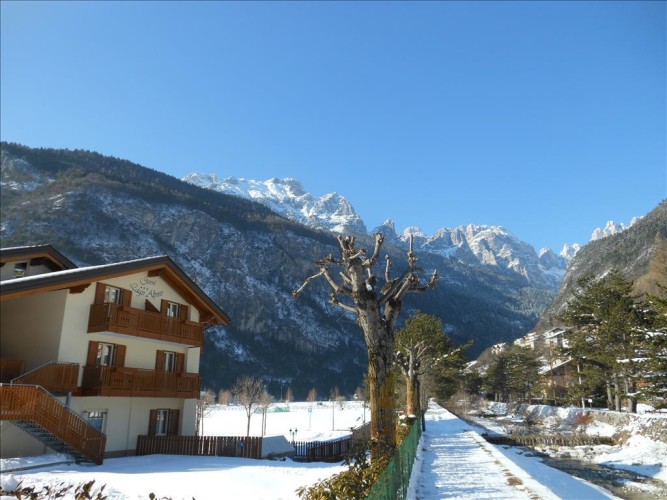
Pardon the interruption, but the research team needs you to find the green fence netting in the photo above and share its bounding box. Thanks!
[367,419,422,500]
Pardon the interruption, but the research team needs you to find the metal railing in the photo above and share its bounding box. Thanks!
[367,418,422,500]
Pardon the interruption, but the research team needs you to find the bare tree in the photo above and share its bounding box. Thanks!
[232,376,265,437]
[307,387,318,403]
[354,385,364,401]
[195,388,216,436]
[294,233,437,457]
[285,387,294,405]
[258,390,274,436]
[218,388,233,406]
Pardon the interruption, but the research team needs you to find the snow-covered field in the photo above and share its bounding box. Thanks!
[0,402,365,499]
[2,400,667,499]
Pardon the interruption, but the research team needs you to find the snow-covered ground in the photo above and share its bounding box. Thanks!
[409,401,616,499]
[2,400,666,499]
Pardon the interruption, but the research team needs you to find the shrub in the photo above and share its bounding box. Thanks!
[0,479,107,499]
[296,418,416,499]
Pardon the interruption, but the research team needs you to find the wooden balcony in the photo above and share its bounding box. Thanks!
[81,366,200,398]
[0,384,106,464]
[0,359,25,383]
[12,362,79,394]
[88,303,204,347]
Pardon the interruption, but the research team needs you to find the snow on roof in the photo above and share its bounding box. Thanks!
[0,255,165,286]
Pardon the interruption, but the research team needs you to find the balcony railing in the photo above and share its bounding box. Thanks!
[88,303,204,347]
[81,366,200,398]
[0,359,25,383]
[0,384,106,464]
[12,362,80,394]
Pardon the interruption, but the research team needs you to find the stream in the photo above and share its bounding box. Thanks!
[461,413,667,499]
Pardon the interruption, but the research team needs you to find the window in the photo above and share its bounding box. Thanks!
[155,409,170,435]
[166,301,180,318]
[96,343,116,367]
[85,410,107,433]
[149,409,179,436]
[163,351,177,372]
[104,285,123,304]
[13,262,27,278]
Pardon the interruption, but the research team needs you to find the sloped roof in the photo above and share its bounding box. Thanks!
[0,254,230,325]
[0,244,78,272]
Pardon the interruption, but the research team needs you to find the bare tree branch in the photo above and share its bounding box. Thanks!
[384,255,392,283]
[363,233,385,267]
[339,271,352,286]
[292,270,325,298]
[322,267,352,296]
[408,269,439,293]
[330,293,357,314]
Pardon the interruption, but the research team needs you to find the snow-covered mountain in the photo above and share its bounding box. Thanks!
[183,173,367,235]
[591,218,642,242]
[374,220,566,288]
[558,218,641,264]
[184,174,567,289]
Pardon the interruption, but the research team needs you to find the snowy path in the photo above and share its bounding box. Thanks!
[410,402,617,499]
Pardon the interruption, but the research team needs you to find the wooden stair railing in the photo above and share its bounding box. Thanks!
[0,384,106,464]
[12,362,79,394]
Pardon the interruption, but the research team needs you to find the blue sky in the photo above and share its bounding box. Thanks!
[1,1,665,253]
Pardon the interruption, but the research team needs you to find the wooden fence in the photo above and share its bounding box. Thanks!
[292,435,353,462]
[136,435,262,459]
[484,433,614,447]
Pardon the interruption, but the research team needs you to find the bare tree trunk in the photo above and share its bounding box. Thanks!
[406,375,420,416]
[368,347,397,455]
[359,303,397,455]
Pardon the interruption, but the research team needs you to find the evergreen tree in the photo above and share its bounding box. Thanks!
[636,287,667,405]
[394,312,467,414]
[483,345,541,403]
[559,270,643,412]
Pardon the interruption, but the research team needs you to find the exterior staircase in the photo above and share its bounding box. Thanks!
[0,384,106,464]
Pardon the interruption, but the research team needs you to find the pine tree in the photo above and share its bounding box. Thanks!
[636,287,667,405]
[559,270,643,412]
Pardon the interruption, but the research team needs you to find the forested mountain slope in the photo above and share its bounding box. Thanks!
[1,143,557,396]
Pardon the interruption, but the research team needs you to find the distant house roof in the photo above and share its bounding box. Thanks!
[0,254,230,326]
[539,357,574,375]
[0,244,78,273]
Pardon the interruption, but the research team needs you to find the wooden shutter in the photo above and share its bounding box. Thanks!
[160,300,168,315]
[115,344,127,368]
[148,410,158,436]
[121,289,132,307]
[145,299,159,313]
[175,353,185,373]
[94,283,106,304]
[168,409,180,436]
[178,305,189,321]
[155,350,166,371]
[87,341,100,367]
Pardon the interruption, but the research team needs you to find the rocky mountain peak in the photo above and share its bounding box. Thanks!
[590,217,642,242]
[182,173,367,235]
